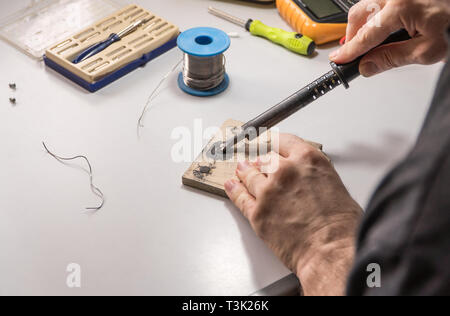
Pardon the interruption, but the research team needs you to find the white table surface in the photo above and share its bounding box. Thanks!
[0,0,443,296]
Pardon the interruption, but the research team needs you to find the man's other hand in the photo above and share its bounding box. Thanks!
[225,134,363,296]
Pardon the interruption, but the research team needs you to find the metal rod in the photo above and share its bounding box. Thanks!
[117,18,151,38]
[208,6,247,29]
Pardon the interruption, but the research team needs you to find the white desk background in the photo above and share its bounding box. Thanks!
[0,0,443,295]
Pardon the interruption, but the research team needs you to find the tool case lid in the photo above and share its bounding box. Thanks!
[0,0,125,60]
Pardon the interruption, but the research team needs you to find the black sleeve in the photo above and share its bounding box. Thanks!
[347,151,450,295]
[346,28,450,296]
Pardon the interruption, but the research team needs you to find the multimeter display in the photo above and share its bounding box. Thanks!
[302,0,343,19]
[278,0,360,44]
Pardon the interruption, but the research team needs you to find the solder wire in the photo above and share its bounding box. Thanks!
[138,59,183,130]
[182,53,226,91]
[43,142,104,211]
[138,53,227,131]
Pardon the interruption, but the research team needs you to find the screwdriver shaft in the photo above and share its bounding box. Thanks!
[208,7,247,29]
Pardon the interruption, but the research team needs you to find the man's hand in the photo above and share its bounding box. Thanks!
[225,134,363,296]
[330,0,450,77]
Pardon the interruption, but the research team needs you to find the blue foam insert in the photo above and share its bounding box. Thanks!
[44,36,179,93]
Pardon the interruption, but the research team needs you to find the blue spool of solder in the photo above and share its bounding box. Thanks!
[177,27,231,97]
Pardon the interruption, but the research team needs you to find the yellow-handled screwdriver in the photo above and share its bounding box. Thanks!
[208,6,315,56]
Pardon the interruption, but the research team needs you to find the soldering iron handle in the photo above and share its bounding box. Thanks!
[332,29,412,87]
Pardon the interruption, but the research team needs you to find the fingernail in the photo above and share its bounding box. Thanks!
[237,161,250,171]
[224,180,237,192]
[360,62,379,77]
[329,49,340,60]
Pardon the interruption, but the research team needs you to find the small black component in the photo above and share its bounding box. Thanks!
[9,97,16,104]
[9,83,16,90]
[199,166,212,174]
[193,163,216,180]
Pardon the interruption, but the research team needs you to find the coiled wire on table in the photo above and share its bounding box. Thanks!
[182,53,226,91]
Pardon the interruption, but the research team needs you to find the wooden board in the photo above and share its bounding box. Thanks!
[45,4,179,83]
[182,119,323,198]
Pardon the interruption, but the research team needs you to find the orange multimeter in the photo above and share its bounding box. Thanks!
[277,0,359,45]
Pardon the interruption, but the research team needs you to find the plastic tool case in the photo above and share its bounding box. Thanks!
[0,0,180,92]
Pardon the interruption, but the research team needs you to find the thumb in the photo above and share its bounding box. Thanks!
[359,36,433,77]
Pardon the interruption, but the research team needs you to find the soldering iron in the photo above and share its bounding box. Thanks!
[215,29,411,157]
